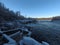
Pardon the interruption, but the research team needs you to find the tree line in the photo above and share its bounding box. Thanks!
[0,2,25,22]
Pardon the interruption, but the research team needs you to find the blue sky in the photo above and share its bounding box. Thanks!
[0,0,60,18]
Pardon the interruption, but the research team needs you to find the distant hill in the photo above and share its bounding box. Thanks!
[35,18,52,20]
[52,16,60,21]
[51,16,60,24]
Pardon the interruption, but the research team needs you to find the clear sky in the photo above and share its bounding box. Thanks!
[0,0,60,18]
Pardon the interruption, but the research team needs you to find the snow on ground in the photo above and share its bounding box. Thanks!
[19,36,49,45]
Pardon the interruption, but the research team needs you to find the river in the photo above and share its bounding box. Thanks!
[27,20,60,45]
